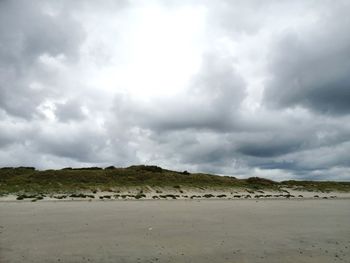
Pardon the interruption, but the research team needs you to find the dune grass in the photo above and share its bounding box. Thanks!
[0,165,349,194]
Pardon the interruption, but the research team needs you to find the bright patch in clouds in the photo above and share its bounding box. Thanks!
[86,5,206,99]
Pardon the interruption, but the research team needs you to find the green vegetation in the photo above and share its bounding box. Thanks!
[280,180,350,192]
[0,165,350,194]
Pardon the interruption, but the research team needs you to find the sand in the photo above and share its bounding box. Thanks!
[1,199,350,263]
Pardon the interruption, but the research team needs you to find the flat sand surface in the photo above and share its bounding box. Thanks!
[1,200,350,263]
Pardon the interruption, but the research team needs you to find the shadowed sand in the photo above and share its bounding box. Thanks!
[1,200,349,262]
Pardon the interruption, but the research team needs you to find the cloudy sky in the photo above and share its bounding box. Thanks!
[1,0,350,181]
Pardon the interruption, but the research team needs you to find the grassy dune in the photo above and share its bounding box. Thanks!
[0,165,349,194]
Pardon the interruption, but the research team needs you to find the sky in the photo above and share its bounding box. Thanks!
[1,0,350,181]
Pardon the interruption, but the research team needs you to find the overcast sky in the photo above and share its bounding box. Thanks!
[1,0,350,180]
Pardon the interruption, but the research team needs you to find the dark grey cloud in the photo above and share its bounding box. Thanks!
[36,125,107,163]
[54,100,86,122]
[264,2,350,115]
[0,0,84,118]
[236,135,302,158]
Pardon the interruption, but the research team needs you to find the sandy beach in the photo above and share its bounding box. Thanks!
[1,199,349,263]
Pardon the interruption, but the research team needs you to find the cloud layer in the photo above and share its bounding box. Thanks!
[1,0,350,181]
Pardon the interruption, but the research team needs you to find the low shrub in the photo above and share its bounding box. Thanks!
[69,193,88,198]
[135,194,146,199]
[54,195,67,199]
[75,167,103,170]
[16,194,38,200]
[159,194,176,199]
[128,165,162,173]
